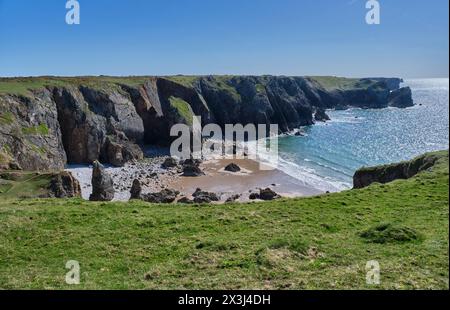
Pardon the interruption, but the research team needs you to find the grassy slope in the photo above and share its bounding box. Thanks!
[0,171,54,199]
[0,151,448,289]
[308,76,381,91]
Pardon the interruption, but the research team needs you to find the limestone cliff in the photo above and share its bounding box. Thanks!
[0,76,414,170]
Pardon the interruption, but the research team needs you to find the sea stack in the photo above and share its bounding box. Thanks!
[89,161,115,201]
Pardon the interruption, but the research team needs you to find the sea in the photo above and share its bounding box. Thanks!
[272,78,449,192]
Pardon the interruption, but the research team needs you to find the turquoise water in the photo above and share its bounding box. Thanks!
[276,78,449,192]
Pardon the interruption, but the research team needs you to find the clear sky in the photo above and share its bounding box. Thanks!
[0,0,448,78]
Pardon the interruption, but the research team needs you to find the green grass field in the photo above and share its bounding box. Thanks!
[0,151,448,289]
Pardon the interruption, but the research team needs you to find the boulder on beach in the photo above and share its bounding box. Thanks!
[182,160,204,177]
[192,188,220,203]
[162,157,178,169]
[89,161,115,201]
[142,189,180,204]
[259,188,280,200]
[224,163,241,173]
[249,188,280,201]
[249,193,260,200]
[130,179,142,200]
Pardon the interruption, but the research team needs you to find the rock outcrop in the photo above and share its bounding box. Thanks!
[353,152,446,189]
[162,157,178,169]
[388,87,414,108]
[0,89,66,171]
[249,188,280,200]
[224,163,241,173]
[314,108,330,122]
[130,179,142,200]
[259,188,280,200]
[0,76,414,171]
[192,188,220,203]
[48,171,81,198]
[142,188,179,203]
[182,159,204,176]
[89,161,115,201]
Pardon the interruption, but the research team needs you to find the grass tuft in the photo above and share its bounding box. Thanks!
[360,223,423,244]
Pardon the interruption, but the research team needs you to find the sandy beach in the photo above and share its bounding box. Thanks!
[168,158,323,202]
[66,155,323,202]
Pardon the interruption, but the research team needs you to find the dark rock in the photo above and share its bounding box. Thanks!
[8,162,22,170]
[178,197,194,204]
[249,193,260,200]
[105,137,143,167]
[130,179,142,200]
[226,194,241,203]
[192,189,220,203]
[259,188,280,201]
[89,161,114,201]
[181,158,202,166]
[224,163,241,173]
[182,161,204,177]
[388,87,414,108]
[162,157,178,169]
[314,108,330,122]
[142,188,179,203]
[48,171,81,198]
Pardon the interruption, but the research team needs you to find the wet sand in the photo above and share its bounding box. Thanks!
[169,158,323,202]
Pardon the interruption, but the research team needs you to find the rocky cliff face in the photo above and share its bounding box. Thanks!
[0,89,66,171]
[0,76,414,171]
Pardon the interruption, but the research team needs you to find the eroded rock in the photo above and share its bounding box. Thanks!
[130,179,142,200]
[224,163,241,173]
[142,188,180,203]
[259,188,280,201]
[48,171,81,198]
[89,161,114,201]
[192,188,220,203]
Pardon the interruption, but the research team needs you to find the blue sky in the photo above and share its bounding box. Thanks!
[0,0,448,78]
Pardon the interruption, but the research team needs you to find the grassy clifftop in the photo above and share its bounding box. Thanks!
[0,151,448,289]
[0,75,384,96]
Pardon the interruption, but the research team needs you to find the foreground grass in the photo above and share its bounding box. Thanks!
[0,153,448,289]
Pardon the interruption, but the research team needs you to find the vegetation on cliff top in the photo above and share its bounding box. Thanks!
[0,151,448,289]
[169,96,194,126]
[0,75,383,96]
[0,76,151,96]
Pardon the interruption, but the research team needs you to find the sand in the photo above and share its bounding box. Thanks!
[168,158,323,202]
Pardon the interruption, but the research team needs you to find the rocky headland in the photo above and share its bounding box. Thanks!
[353,151,447,189]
